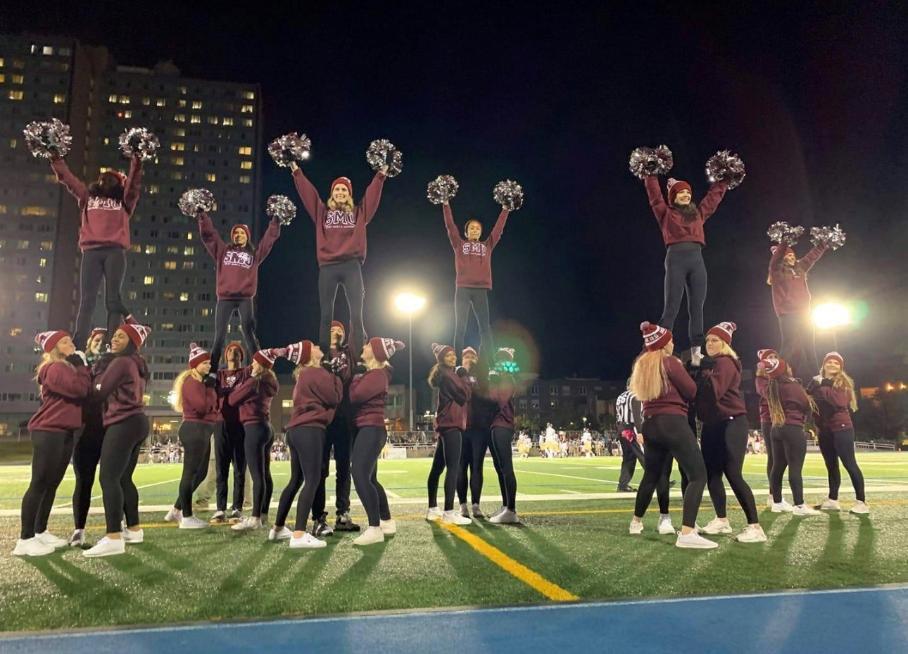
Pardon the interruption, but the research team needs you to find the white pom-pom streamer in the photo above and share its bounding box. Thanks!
[366,139,403,177]
[493,180,524,211]
[119,127,160,161]
[23,118,72,159]
[810,224,846,250]
[705,150,746,189]
[268,132,311,167]
[767,220,804,245]
[178,189,216,217]
[628,145,673,179]
[427,175,459,205]
[266,194,297,225]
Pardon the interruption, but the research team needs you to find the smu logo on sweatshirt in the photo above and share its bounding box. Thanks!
[325,210,356,229]
[461,242,487,257]
[223,249,253,269]
[87,197,124,211]
[224,373,239,388]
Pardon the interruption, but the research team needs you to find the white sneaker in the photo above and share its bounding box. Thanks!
[736,525,768,543]
[766,493,774,509]
[164,507,183,523]
[793,504,821,516]
[657,515,675,535]
[425,507,443,522]
[460,502,470,518]
[289,532,327,549]
[489,509,519,524]
[628,520,644,535]
[675,531,719,549]
[231,516,263,531]
[702,518,733,535]
[83,536,126,558]
[442,510,472,525]
[353,526,385,546]
[123,528,144,543]
[36,531,69,549]
[489,505,506,519]
[209,511,227,524]
[69,529,85,547]
[850,501,870,515]
[268,526,292,541]
[472,504,485,519]
[380,519,397,535]
[11,537,55,557]
[819,498,841,511]
[771,500,794,513]
[179,516,208,530]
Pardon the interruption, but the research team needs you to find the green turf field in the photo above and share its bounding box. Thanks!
[1,453,906,633]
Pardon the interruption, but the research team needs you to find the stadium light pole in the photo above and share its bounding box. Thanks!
[394,292,427,432]
[813,302,852,349]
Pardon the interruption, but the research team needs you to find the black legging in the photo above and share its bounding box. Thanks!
[457,428,489,506]
[275,426,324,532]
[312,411,353,520]
[214,419,246,512]
[770,424,807,505]
[174,421,214,518]
[427,429,462,512]
[72,414,104,530]
[659,242,707,347]
[99,413,149,533]
[20,431,75,539]
[74,246,129,348]
[210,299,260,372]
[634,415,707,529]
[701,416,759,524]
[818,428,865,502]
[318,259,366,355]
[618,437,644,488]
[655,454,673,515]
[778,311,818,379]
[454,287,493,357]
[351,425,391,527]
[761,421,774,489]
[489,427,517,512]
[243,421,273,518]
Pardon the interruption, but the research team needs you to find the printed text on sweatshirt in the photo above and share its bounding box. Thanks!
[443,204,509,289]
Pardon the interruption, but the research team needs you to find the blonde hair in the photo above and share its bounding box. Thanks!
[826,368,858,412]
[171,370,193,413]
[327,197,355,212]
[35,350,71,384]
[629,351,670,402]
[711,341,739,360]
[767,372,818,427]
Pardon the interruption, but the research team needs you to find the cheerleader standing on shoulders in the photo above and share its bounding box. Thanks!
[809,352,868,514]
[426,343,472,525]
[754,348,780,509]
[83,316,152,558]
[487,348,519,525]
[164,344,218,529]
[270,340,342,548]
[694,322,766,543]
[230,349,281,531]
[13,331,91,557]
[349,337,405,545]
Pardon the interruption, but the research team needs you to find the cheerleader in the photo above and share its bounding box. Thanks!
[426,343,472,525]
[809,352,868,514]
[457,347,493,519]
[754,348,779,509]
[349,337,405,545]
[197,210,282,374]
[628,323,716,549]
[164,344,218,529]
[694,322,766,543]
[487,348,519,524]
[211,341,249,522]
[13,331,91,557]
[83,316,152,558]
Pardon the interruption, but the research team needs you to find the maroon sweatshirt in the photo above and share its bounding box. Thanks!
[27,361,92,433]
[292,169,386,266]
[773,378,811,427]
[199,213,281,300]
[51,157,142,251]
[644,176,728,247]
[349,367,391,428]
[181,375,219,424]
[228,369,278,424]
[435,367,471,432]
[443,204,509,289]
[217,366,249,423]
[642,355,697,418]
[810,384,854,432]
[488,373,516,430]
[755,374,771,424]
[286,366,344,430]
[696,355,746,424]
[93,354,147,427]
[768,243,827,316]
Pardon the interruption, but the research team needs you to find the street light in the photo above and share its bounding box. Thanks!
[813,302,852,349]
[394,292,427,432]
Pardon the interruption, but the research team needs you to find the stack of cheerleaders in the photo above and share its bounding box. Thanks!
[12,123,863,558]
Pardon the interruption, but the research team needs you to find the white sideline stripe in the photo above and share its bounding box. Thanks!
[52,477,183,510]
[559,489,581,494]
[513,469,614,484]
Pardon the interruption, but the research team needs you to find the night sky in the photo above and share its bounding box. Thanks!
[6,2,908,383]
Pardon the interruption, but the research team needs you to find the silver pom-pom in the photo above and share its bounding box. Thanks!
[118,127,160,161]
[23,118,72,159]
[705,150,746,189]
[266,194,296,225]
[427,175,459,205]
[493,179,524,211]
[628,145,673,179]
[767,221,804,245]
[366,139,403,177]
[268,132,311,167]
[178,188,216,217]
[810,224,847,251]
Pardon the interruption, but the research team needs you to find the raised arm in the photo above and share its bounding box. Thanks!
[768,242,787,279]
[442,203,463,249]
[361,172,387,225]
[255,218,282,262]
[487,208,510,250]
[43,362,91,400]
[197,211,225,261]
[290,166,326,224]
[123,156,143,214]
[699,181,729,222]
[798,243,828,273]
[50,158,88,206]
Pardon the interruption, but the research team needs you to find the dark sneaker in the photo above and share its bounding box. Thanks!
[335,511,360,532]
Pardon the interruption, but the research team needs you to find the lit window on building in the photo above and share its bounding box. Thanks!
[171,143,185,151]
[16,240,29,249]
[171,171,183,181]
[53,94,65,104]
[238,146,252,155]
[186,232,193,241]
[156,98,166,107]
[21,206,49,216]
[8,90,24,100]
[206,173,216,182]
[207,116,218,125]
[147,184,160,194]
[201,308,211,317]
[243,91,255,100]
[183,246,195,256]
[35,293,48,303]
[0,205,6,214]
[11,74,24,84]
[182,261,194,270]
[161,322,175,331]
[0,58,4,67]
[243,119,253,127]
[0,74,4,83]
[9,327,22,336]
[42,46,54,56]
[119,95,130,104]
[174,114,186,123]
[239,175,251,184]
[164,261,177,270]
[240,161,253,170]
[144,276,155,285]
[108,94,118,103]
[222,117,234,126]
[174,128,186,137]
[127,291,137,300]
[190,115,201,124]
[172,157,184,166]
[145,244,157,254]
[38,258,47,268]
[180,292,190,302]
[141,97,150,106]
[40,241,53,251]
[241,105,253,113]
[192,100,202,109]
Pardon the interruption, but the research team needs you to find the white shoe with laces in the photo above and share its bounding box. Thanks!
[123,528,144,543]
[179,516,208,530]
[657,515,675,535]
[771,500,794,513]
[489,509,519,525]
[289,532,327,549]
[164,507,183,523]
[12,537,55,557]
[353,526,385,546]
[268,526,292,541]
[818,498,841,511]
[702,518,733,535]
[442,510,472,526]
[83,536,126,558]
[628,520,644,535]
[489,505,506,519]
[850,501,870,515]
[675,531,719,549]
[380,519,397,535]
[36,531,69,549]
[736,525,768,543]
[425,507,443,522]
[231,516,263,531]
[792,504,821,516]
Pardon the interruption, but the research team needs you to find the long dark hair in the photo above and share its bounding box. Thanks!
[88,172,125,202]
[93,340,150,381]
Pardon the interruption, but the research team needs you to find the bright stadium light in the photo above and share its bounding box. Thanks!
[813,302,852,330]
[393,291,426,432]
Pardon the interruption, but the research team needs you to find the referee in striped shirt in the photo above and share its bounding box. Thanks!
[616,389,645,492]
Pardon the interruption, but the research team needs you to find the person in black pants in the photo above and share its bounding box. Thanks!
[457,347,492,518]
[617,427,645,492]
[754,348,779,509]
[211,342,249,522]
[487,348,519,524]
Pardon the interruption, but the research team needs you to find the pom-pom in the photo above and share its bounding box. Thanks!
[705,150,746,189]
[810,224,847,251]
[767,221,804,245]
[118,127,160,161]
[178,189,216,217]
[366,139,403,177]
[23,118,72,159]
[268,132,311,167]
[493,179,524,211]
[628,145,673,179]
[266,194,297,225]
[427,175,459,205]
